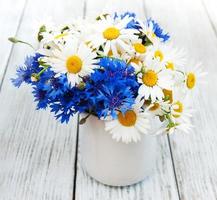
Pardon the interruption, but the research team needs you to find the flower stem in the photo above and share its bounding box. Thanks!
[8,37,35,50]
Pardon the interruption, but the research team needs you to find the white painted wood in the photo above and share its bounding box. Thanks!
[75,0,179,199]
[201,0,217,31]
[0,0,84,199]
[144,0,217,199]
[0,0,26,83]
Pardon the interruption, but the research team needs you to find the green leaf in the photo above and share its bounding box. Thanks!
[37,25,46,42]
[61,26,69,32]
[159,115,165,122]
[138,33,153,46]
[96,13,109,20]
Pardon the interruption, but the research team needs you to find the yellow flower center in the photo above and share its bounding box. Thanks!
[66,55,82,74]
[103,27,120,40]
[107,49,122,57]
[173,101,183,118]
[142,70,158,87]
[54,33,68,39]
[166,61,175,70]
[147,31,156,39]
[149,103,160,111]
[129,58,140,65]
[108,50,113,57]
[163,89,173,103]
[186,72,196,89]
[133,43,146,54]
[118,110,137,127]
[154,50,164,61]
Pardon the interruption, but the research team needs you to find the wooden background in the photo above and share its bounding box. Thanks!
[0,0,217,199]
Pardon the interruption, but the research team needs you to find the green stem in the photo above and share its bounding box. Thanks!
[79,112,92,124]
[175,69,185,75]
[37,66,48,77]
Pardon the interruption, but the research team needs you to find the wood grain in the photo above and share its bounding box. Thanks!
[0,0,84,199]
[74,0,179,199]
[144,0,217,199]
[201,0,217,35]
[0,0,26,85]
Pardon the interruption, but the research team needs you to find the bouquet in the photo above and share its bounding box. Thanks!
[10,12,205,143]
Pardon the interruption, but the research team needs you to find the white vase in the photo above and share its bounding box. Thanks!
[79,115,158,186]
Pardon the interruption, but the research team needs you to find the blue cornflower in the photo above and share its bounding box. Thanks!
[50,88,78,123]
[25,53,42,69]
[32,82,50,109]
[114,12,140,29]
[96,84,135,118]
[38,70,69,99]
[48,75,69,98]
[83,57,139,118]
[11,66,32,87]
[11,53,43,87]
[147,18,170,42]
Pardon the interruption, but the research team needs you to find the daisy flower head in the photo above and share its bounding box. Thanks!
[155,97,194,135]
[146,18,170,43]
[42,38,97,86]
[169,99,194,134]
[32,15,54,42]
[184,62,207,91]
[172,61,207,97]
[137,18,170,45]
[105,98,151,143]
[126,39,149,72]
[39,19,85,49]
[147,42,186,70]
[145,99,171,117]
[138,58,173,102]
[87,13,139,57]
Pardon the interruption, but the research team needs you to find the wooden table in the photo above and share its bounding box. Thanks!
[0,0,217,199]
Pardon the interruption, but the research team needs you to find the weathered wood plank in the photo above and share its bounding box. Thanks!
[201,0,217,35]
[144,0,217,199]
[0,0,84,199]
[75,0,179,199]
[0,0,26,84]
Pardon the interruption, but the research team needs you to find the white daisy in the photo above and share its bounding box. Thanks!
[105,99,151,144]
[137,19,167,44]
[170,99,194,133]
[42,38,96,86]
[146,42,186,70]
[87,14,139,57]
[38,28,73,56]
[173,62,206,97]
[147,99,171,117]
[41,28,69,45]
[155,99,194,135]
[40,21,83,46]
[32,15,54,41]
[156,120,193,135]
[138,58,173,102]
[184,62,207,90]
[127,40,148,72]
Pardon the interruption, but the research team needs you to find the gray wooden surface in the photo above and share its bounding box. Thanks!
[0,0,216,199]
